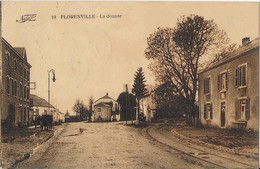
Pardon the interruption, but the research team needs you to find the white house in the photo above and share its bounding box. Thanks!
[92,93,119,122]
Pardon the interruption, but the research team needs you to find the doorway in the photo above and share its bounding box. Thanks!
[8,104,16,126]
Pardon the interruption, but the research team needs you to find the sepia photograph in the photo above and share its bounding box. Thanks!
[0,1,259,169]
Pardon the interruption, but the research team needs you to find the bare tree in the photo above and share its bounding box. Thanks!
[73,99,88,121]
[89,96,94,115]
[145,15,234,123]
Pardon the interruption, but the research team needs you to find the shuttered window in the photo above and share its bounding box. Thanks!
[235,64,247,87]
[204,77,210,94]
[204,103,213,120]
[235,98,250,121]
[218,72,228,91]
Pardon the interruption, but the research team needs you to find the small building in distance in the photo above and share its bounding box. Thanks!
[93,102,111,122]
[92,93,119,122]
[1,38,31,127]
[30,94,55,120]
[198,37,259,131]
[140,96,156,122]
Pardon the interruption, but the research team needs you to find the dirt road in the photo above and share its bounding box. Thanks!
[13,122,202,169]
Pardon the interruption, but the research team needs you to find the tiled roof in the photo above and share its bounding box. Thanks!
[94,102,111,107]
[94,93,116,103]
[201,38,259,73]
[30,94,55,108]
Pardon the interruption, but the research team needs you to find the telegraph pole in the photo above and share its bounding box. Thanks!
[48,69,56,115]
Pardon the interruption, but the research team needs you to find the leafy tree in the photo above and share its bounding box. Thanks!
[117,92,136,121]
[132,67,149,122]
[145,15,233,123]
[151,82,185,119]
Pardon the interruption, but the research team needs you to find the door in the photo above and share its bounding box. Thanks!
[8,104,16,126]
[220,102,226,127]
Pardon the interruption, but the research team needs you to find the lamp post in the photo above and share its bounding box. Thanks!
[48,69,56,115]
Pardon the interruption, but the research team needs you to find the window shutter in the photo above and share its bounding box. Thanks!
[246,98,250,120]
[210,104,213,119]
[204,79,206,94]
[235,68,238,87]
[204,104,207,119]
[217,74,220,91]
[235,99,239,120]
[226,72,228,90]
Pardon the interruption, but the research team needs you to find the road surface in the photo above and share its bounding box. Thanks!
[13,122,203,169]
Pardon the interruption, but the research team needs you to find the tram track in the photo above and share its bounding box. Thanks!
[143,126,257,169]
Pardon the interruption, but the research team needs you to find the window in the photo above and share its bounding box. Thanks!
[27,108,30,121]
[24,86,26,98]
[20,83,23,98]
[11,79,14,96]
[204,77,210,94]
[27,88,29,99]
[27,70,30,81]
[19,64,22,76]
[24,68,26,79]
[236,98,250,120]
[44,110,48,115]
[6,76,10,94]
[20,107,23,122]
[24,108,27,121]
[14,81,17,96]
[98,108,101,112]
[218,72,228,91]
[14,60,17,72]
[236,64,247,87]
[6,51,10,66]
[204,103,213,120]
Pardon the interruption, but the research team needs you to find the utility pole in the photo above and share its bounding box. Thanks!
[48,69,56,115]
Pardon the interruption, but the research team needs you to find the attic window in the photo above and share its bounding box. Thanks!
[97,108,101,112]
[6,51,10,66]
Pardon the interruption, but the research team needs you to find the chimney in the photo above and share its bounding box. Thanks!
[242,37,250,46]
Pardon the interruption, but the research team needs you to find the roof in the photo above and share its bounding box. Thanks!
[94,92,116,103]
[201,38,259,74]
[2,38,32,68]
[30,94,55,108]
[14,47,27,60]
[93,102,111,107]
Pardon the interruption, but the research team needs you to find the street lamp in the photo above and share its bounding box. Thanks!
[48,69,56,115]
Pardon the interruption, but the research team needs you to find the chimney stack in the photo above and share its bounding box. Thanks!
[242,37,250,46]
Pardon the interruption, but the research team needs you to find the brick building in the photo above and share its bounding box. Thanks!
[1,38,31,126]
[198,37,259,131]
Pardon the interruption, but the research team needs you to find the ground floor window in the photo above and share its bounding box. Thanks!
[20,107,23,122]
[204,103,213,120]
[24,108,27,121]
[236,98,250,120]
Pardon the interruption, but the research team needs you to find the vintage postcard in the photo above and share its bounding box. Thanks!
[0,1,259,169]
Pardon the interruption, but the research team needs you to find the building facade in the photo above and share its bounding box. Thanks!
[2,38,31,126]
[93,102,112,122]
[30,94,55,119]
[198,38,259,131]
[140,96,156,122]
[92,93,119,122]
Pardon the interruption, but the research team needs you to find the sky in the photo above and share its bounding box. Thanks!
[2,2,259,114]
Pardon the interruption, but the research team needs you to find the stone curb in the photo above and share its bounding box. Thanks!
[8,125,66,169]
[171,128,258,160]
